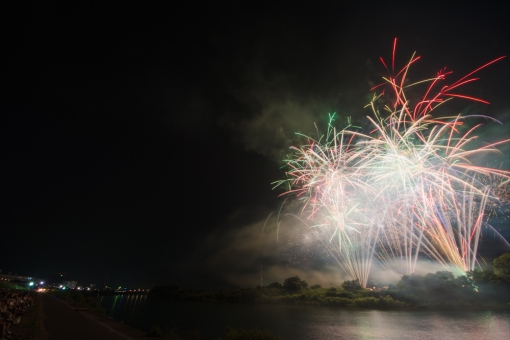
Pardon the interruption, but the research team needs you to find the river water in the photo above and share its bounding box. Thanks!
[99,294,510,339]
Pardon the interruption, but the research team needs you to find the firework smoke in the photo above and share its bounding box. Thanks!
[275,41,510,287]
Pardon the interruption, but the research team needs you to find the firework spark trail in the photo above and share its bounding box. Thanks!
[275,43,510,287]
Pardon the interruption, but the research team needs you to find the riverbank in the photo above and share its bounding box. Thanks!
[42,293,153,339]
[149,271,510,311]
[43,292,285,340]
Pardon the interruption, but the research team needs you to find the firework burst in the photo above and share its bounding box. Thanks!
[275,41,510,287]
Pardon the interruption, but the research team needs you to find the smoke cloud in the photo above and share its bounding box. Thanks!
[189,203,469,289]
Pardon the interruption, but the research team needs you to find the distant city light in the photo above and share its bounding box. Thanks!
[29,282,34,286]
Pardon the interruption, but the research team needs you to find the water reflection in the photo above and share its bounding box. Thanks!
[99,297,510,339]
[306,310,510,340]
[100,294,148,323]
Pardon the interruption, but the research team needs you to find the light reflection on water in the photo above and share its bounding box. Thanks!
[100,294,148,320]
[99,296,510,339]
[303,310,510,340]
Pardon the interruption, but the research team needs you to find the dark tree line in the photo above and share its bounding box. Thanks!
[150,253,510,310]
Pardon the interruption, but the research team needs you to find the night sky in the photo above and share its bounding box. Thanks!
[2,2,509,289]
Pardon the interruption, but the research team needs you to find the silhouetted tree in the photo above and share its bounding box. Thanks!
[267,282,283,289]
[283,276,308,294]
[494,253,510,281]
[325,287,337,296]
[341,279,362,292]
[433,271,454,281]
[468,269,501,284]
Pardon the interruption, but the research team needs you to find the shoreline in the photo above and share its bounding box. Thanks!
[45,294,155,340]
[147,295,510,312]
